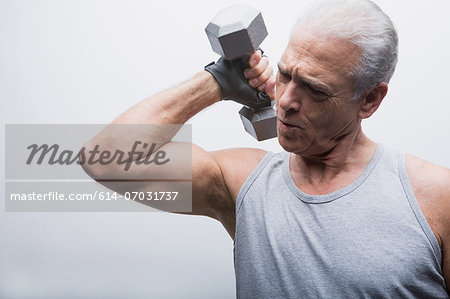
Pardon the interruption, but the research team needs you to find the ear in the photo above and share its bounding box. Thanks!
[357,82,388,119]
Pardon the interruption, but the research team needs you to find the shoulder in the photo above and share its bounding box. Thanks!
[187,146,265,227]
[406,154,450,199]
[406,154,450,247]
[212,148,268,201]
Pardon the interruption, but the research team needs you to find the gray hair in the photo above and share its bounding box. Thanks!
[293,0,398,100]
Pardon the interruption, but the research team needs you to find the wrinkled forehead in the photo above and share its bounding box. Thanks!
[281,27,361,79]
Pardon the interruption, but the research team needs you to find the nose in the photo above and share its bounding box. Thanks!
[277,82,301,112]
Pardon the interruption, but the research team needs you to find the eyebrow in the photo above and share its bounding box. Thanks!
[277,62,331,93]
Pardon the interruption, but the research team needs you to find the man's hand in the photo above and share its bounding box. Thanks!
[205,50,275,106]
[244,50,275,100]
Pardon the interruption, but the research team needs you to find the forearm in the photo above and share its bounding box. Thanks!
[113,70,221,125]
[81,71,220,178]
[85,70,220,150]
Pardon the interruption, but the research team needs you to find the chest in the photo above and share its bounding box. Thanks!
[235,183,443,292]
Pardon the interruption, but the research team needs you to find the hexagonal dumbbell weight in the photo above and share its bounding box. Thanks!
[205,4,277,141]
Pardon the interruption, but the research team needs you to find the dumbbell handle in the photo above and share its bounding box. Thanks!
[234,54,273,110]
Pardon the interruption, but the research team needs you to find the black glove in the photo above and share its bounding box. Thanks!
[204,57,272,109]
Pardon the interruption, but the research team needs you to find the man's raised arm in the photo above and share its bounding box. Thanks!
[80,51,274,238]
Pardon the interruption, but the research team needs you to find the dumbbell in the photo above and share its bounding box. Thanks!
[205,4,277,141]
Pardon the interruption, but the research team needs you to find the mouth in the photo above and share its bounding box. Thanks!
[278,119,303,130]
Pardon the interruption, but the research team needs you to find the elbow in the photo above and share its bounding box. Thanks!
[78,143,103,181]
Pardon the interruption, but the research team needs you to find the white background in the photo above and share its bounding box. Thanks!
[1,0,449,298]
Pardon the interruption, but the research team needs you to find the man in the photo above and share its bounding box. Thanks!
[82,0,449,297]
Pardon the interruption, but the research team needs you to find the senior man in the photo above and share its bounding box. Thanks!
[82,0,449,297]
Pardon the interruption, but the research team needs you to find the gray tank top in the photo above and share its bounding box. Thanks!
[234,144,448,298]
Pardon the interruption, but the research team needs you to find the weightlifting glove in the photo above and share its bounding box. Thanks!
[204,57,272,109]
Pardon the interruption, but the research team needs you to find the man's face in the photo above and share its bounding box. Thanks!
[275,28,363,157]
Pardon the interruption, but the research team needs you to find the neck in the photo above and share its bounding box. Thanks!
[290,127,377,189]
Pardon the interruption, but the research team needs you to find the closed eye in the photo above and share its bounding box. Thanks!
[303,81,328,97]
[277,64,330,99]
[308,86,327,96]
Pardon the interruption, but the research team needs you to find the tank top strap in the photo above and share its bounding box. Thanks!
[397,150,443,265]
